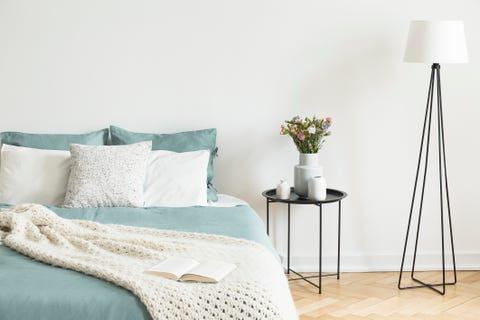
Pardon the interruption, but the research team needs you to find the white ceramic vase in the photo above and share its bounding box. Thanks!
[308,176,327,201]
[294,153,323,197]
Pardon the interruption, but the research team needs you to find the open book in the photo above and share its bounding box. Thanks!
[145,257,236,283]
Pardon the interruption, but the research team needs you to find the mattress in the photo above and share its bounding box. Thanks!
[0,198,275,320]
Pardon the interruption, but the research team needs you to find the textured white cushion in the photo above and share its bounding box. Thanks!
[0,144,70,205]
[144,150,209,207]
[64,141,152,208]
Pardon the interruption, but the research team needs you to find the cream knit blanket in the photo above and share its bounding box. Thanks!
[0,204,298,320]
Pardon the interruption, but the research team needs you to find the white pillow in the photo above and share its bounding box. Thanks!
[144,149,210,207]
[64,141,152,208]
[0,144,70,205]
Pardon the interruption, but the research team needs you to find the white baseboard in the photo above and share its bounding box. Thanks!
[278,252,480,272]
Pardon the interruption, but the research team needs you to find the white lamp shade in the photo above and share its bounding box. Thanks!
[404,20,468,63]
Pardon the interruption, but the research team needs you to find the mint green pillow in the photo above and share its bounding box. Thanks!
[0,129,109,150]
[110,126,218,201]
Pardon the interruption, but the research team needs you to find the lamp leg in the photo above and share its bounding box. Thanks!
[398,63,457,295]
[398,65,435,289]
[436,66,457,285]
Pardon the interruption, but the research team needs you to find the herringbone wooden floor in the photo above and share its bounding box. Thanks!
[289,271,480,319]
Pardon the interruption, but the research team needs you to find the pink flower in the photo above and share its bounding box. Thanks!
[326,117,332,123]
[280,125,286,135]
[290,126,297,134]
[297,131,305,141]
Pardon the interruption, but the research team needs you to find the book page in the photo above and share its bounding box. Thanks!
[182,260,236,282]
[145,257,199,280]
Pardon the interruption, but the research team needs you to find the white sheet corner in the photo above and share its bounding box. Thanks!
[207,194,249,207]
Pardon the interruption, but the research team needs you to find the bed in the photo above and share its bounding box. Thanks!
[0,196,292,320]
[0,126,297,320]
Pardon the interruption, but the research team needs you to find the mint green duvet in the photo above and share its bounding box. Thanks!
[0,205,275,320]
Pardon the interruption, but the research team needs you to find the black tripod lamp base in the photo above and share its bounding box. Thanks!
[397,63,457,295]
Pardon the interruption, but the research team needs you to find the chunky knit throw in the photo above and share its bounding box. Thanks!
[0,204,297,320]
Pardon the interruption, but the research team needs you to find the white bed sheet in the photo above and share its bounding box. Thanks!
[207,194,248,207]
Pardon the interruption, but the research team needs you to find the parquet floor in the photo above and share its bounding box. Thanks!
[288,271,480,319]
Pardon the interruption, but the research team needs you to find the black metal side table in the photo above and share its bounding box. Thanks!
[262,187,347,294]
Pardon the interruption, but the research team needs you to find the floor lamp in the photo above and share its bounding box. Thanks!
[398,20,468,295]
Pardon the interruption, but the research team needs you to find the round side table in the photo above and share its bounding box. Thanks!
[262,187,347,294]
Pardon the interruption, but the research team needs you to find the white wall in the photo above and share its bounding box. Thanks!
[1,0,479,272]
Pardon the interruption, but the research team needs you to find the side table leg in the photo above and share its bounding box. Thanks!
[319,204,323,294]
[337,201,341,279]
[266,199,269,235]
[287,203,291,274]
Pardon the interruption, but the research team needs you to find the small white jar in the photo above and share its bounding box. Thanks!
[308,176,327,201]
[276,179,291,200]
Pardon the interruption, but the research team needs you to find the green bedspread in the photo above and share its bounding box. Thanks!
[0,205,275,320]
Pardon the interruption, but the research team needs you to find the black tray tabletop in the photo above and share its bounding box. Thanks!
[262,187,347,204]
